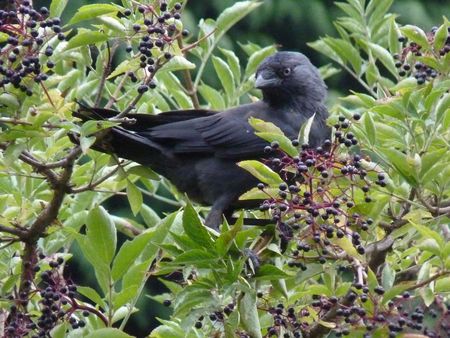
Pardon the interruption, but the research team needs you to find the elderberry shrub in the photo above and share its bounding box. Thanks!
[258,116,378,258]
[247,118,450,337]
[0,1,65,96]
[4,255,97,337]
[394,25,450,84]
[120,2,186,92]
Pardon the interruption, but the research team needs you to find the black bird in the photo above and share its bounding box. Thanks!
[74,51,330,230]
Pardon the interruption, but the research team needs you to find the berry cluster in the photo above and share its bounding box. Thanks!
[121,1,188,93]
[394,26,450,84]
[255,287,449,337]
[0,0,64,95]
[4,255,98,338]
[259,114,377,260]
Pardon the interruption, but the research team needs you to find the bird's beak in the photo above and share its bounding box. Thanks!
[255,70,279,89]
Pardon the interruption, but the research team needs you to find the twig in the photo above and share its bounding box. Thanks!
[177,36,200,109]
[116,59,164,118]
[70,165,121,193]
[104,72,131,109]
[94,42,115,107]
[138,187,183,207]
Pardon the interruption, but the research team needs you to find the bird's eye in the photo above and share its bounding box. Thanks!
[282,68,292,77]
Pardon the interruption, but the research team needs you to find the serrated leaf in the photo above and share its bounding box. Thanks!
[198,84,226,110]
[255,264,292,280]
[127,165,160,180]
[255,131,297,157]
[182,202,214,249]
[238,290,262,338]
[381,148,418,185]
[86,206,116,266]
[400,25,430,50]
[367,42,398,77]
[111,230,156,281]
[238,160,283,185]
[212,56,235,99]
[216,1,262,34]
[245,45,277,77]
[66,31,108,50]
[171,249,217,265]
[85,328,133,338]
[298,113,316,146]
[160,56,195,72]
[220,48,241,82]
[0,93,20,108]
[126,181,143,216]
[68,4,119,25]
[323,37,361,74]
[363,112,376,145]
[388,17,401,54]
[381,264,396,290]
[50,0,68,17]
[249,117,283,134]
[436,277,450,292]
[434,21,449,51]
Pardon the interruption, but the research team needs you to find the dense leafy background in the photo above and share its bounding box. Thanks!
[0,0,449,337]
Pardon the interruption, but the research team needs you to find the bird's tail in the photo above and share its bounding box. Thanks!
[71,103,167,167]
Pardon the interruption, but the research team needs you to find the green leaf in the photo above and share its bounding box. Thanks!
[182,202,214,249]
[434,21,449,51]
[50,0,69,17]
[400,25,430,50]
[319,64,341,80]
[367,42,398,77]
[86,206,116,266]
[367,0,393,28]
[363,112,376,145]
[127,165,160,180]
[435,277,450,293]
[140,204,161,227]
[216,215,243,256]
[159,55,196,72]
[408,220,445,249]
[238,160,283,185]
[255,264,292,280]
[249,117,283,134]
[114,260,149,308]
[245,45,277,77]
[198,84,226,110]
[381,148,417,185]
[381,264,396,290]
[127,181,143,216]
[97,16,126,35]
[68,4,119,25]
[388,17,401,54]
[111,230,156,281]
[298,113,316,146]
[171,249,217,265]
[212,56,235,99]
[85,328,133,338]
[322,37,361,74]
[216,1,262,34]
[66,31,108,51]
[238,290,262,338]
[220,48,241,83]
[0,93,19,108]
[77,286,107,309]
[50,323,69,338]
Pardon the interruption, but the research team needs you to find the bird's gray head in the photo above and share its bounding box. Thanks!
[255,51,327,107]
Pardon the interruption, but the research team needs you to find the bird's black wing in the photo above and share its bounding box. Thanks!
[145,102,269,159]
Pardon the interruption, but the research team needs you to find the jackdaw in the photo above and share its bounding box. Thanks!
[74,51,330,230]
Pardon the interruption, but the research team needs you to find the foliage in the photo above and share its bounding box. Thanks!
[0,0,449,337]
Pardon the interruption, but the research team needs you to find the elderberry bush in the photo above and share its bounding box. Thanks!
[0,0,64,95]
